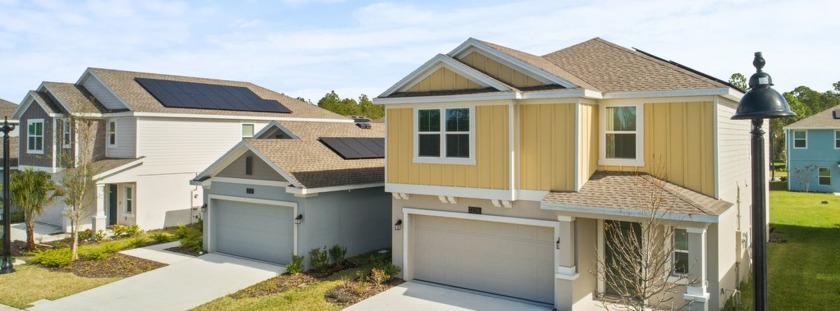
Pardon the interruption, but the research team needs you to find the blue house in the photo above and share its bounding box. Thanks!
[785,105,840,192]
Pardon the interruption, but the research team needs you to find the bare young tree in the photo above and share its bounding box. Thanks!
[792,164,817,192]
[56,116,101,260]
[594,171,699,311]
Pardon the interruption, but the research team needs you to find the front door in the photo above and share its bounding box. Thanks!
[604,220,642,297]
[107,185,117,225]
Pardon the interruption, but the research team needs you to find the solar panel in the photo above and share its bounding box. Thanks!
[135,78,292,113]
[320,137,385,160]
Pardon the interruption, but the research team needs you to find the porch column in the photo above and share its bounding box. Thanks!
[555,216,578,311]
[684,226,709,311]
[92,183,106,231]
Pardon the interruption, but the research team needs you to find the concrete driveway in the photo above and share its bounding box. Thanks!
[27,243,284,311]
[345,281,553,311]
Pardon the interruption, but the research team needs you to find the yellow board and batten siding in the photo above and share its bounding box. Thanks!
[598,102,716,197]
[386,106,510,190]
[519,104,576,192]
[407,67,482,92]
[460,52,543,88]
[578,104,599,187]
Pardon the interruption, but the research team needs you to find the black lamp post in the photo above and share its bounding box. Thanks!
[1,117,15,274]
[731,52,795,310]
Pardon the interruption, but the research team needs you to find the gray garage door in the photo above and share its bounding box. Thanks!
[413,215,555,304]
[213,199,293,265]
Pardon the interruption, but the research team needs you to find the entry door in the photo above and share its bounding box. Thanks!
[604,220,642,297]
[107,185,117,225]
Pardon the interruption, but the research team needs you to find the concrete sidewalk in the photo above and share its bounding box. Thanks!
[9,222,68,244]
[345,281,553,311]
[27,246,284,311]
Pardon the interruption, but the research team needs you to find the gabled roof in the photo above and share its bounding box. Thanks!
[784,104,840,129]
[41,82,108,115]
[84,68,349,120]
[379,54,514,98]
[0,99,18,120]
[542,171,732,222]
[195,121,385,190]
[542,38,728,93]
[0,136,18,168]
[254,120,300,139]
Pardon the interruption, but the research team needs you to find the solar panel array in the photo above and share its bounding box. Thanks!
[135,78,292,113]
[320,137,385,160]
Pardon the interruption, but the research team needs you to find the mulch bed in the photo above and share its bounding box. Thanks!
[231,273,321,299]
[59,253,166,278]
[325,277,405,306]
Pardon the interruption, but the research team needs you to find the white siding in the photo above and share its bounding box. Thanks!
[81,75,128,110]
[105,117,137,158]
[716,101,752,205]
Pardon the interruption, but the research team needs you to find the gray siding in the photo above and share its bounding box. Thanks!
[19,103,53,168]
[217,151,286,181]
[82,75,127,110]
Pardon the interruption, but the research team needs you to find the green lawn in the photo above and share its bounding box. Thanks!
[0,264,119,308]
[732,182,840,309]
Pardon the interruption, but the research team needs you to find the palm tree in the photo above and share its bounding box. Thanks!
[10,168,58,250]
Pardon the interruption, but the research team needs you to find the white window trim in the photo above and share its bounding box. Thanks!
[834,130,840,150]
[412,106,476,165]
[107,120,118,148]
[670,227,689,278]
[599,103,644,167]
[61,118,72,149]
[123,184,134,217]
[27,119,45,154]
[241,123,255,138]
[792,130,807,149]
[819,167,831,186]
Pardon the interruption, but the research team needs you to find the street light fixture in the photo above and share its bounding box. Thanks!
[731,52,795,310]
[1,117,15,274]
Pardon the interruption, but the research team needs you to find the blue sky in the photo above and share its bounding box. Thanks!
[0,0,838,105]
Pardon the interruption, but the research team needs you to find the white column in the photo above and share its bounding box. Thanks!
[684,226,709,311]
[555,216,577,311]
[92,183,106,231]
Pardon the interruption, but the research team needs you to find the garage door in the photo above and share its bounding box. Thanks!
[213,199,293,265]
[413,215,555,304]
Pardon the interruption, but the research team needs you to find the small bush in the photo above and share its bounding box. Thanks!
[309,247,330,272]
[177,224,203,253]
[32,248,72,267]
[149,232,174,243]
[287,254,304,274]
[112,224,128,237]
[93,230,106,242]
[128,237,150,248]
[329,245,347,264]
[126,224,143,237]
[370,252,400,278]
[78,229,93,241]
[83,247,111,260]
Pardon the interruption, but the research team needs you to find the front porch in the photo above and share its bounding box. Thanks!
[92,182,136,231]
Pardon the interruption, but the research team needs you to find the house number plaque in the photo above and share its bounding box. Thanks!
[468,206,482,214]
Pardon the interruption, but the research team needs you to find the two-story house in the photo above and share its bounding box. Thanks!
[12,68,350,232]
[374,38,756,311]
[785,104,840,192]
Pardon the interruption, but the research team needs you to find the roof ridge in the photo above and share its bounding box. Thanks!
[88,67,258,87]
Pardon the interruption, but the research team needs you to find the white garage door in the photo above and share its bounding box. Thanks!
[413,215,555,304]
[213,199,293,265]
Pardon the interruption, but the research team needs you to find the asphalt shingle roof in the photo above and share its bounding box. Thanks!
[0,99,17,119]
[542,171,732,217]
[246,122,384,189]
[785,104,840,129]
[42,82,108,114]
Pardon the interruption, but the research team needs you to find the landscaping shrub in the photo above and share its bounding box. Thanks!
[370,251,400,279]
[125,224,143,237]
[128,237,150,248]
[176,223,203,253]
[93,230,106,242]
[112,224,128,237]
[309,247,330,272]
[78,229,93,241]
[370,268,389,286]
[149,232,174,243]
[31,248,72,267]
[286,254,304,274]
[329,244,347,264]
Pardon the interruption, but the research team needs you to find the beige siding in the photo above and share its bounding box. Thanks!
[599,102,716,197]
[407,67,482,92]
[460,51,543,88]
[519,104,576,191]
[386,106,509,189]
[217,150,286,181]
[578,104,599,188]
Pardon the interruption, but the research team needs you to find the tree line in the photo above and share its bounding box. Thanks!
[299,91,385,120]
[729,74,840,163]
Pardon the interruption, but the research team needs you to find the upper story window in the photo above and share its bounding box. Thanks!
[107,120,117,147]
[600,104,644,166]
[792,130,806,149]
[242,124,255,138]
[60,119,72,149]
[834,130,840,149]
[672,228,689,275]
[819,167,831,186]
[245,156,253,175]
[27,119,44,154]
[414,107,475,165]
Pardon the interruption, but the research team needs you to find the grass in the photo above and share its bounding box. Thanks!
[0,264,119,309]
[730,181,840,309]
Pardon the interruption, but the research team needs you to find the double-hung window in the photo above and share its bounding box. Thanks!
[834,130,840,149]
[107,120,117,147]
[673,228,689,275]
[242,124,255,138]
[27,119,44,154]
[792,130,806,149]
[60,119,72,149]
[415,107,474,164]
[601,104,643,166]
[819,167,831,186]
